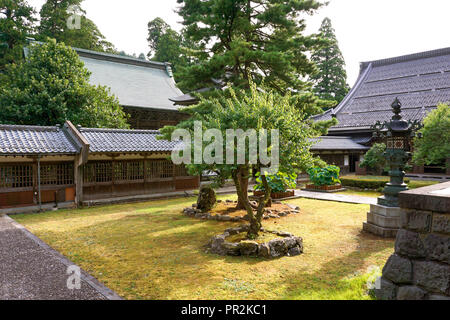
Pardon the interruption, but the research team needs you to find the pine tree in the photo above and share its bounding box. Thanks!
[311,17,349,105]
[147,17,195,75]
[175,0,324,93]
[0,0,36,69]
[38,0,116,53]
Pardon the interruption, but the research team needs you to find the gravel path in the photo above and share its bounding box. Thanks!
[0,215,122,300]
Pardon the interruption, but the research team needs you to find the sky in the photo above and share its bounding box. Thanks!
[29,0,450,86]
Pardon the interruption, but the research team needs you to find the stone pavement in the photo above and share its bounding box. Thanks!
[292,190,377,205]
[0,215,122,300]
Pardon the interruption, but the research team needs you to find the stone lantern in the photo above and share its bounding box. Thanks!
[363,98,422,237]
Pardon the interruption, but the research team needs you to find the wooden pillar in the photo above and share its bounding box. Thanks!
[143,155,148,193]
[172,162,177,191]
[74,155,84,207]
[32,158,38,205]
[111,156,116,196]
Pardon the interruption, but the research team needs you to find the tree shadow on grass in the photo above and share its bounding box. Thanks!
[277,230,394,300]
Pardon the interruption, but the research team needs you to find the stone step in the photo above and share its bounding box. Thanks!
[370,204,402,217]
[367,211,401,229]
[363,222,398,238]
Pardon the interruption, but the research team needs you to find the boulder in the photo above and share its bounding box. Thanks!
[382,254,412,284]
[268,239,288,258]
[288,246,302,257]
[210,235,227,255]
[239,241,259,256]
[395,229,426,258]
[397,286,427,300]
[197,186,217,212]
[424,234,450,264]
[277,231,293,238]
[258,243,271,258]
[222,242,241,256]
[413,261,450,295]
[283,237,298,249]
[375,277,398,300]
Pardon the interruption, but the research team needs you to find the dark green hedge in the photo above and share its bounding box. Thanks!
[340,177,410,190]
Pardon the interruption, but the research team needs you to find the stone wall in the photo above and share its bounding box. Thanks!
[376,181,450,300]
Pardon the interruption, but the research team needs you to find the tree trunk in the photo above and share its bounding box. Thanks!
[247,175,271,239]
[233,166,251,210]
[234,166,255,231]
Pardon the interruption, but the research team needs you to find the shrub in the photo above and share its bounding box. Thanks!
[340,177,411,190]
[254,172,297,193]
[307,165,341,186]
[413,103,450,168]
[360,143,388,174]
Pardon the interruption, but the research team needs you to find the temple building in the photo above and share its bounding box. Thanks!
[75,48,190,130]
[312,47,450,174]
[0,121,199,213]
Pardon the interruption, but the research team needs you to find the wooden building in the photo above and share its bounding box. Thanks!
[75,48,190,130]
[312,47,450,175]
[0,121,199,214]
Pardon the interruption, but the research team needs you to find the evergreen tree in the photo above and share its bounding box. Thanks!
[0,40,129,128]
[175,0,324,93]
[413,104,450,168]
[38,0,116,53]
[311,17,349,105]
[147,17,194,74]
[0,0,36,69]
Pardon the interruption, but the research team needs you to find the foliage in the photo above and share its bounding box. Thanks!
[307,165,341,186]
[0,0,36,69]
[176,0,325,94]
[0,39,129,128]
[359,143,387,173]
[340,175,438,191]
[254,172,297,193]
[311,17,349,107]
[38,0,116,53]
[147,17,195,75]
[341,176,408,190]
[413,104,450,167]
[160,82,331,238]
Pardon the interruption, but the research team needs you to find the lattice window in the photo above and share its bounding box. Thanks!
[387,137,409,150]
[40,163,74,185]
[146,160,174,179]
[114,161,144,181]
[175,165,189,177]
[83,161,112,183]
[0,164,33,189]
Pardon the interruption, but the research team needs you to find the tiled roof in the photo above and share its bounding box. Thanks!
[76,48,184,111]
[314,47,450,131]
[311,136,369,151]
[0,125,78,155]
[79,128,181,153]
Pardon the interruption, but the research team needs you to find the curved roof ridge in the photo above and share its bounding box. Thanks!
[79,127,161,134]
[361,46,450,68]
[0,124,60,131]
[75,47,168,69]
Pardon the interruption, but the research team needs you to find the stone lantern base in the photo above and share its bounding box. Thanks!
[363,204,401,238]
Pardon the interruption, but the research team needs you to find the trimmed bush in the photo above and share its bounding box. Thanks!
[341,177,410,190]
[307,166,341,186]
